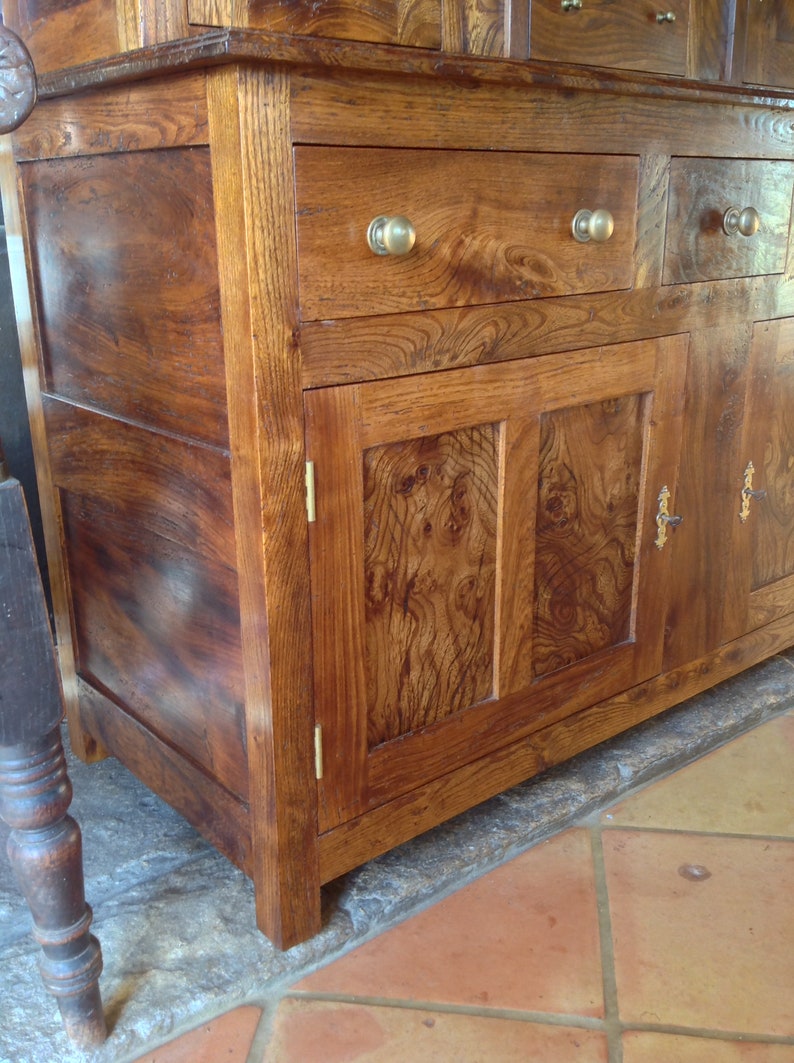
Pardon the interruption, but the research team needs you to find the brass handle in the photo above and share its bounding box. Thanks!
[561,0,583,9]
[739,461,767,523]
[722,206,760,237]
[656,11,676,22]
[367,215,416,256]
[655,485,683,550]
[572,208,614,244]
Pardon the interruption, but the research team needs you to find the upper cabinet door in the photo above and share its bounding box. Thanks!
[529,0,690,76]
[740,0,794,89]
[724,319,794,642]
[306,335,688,832]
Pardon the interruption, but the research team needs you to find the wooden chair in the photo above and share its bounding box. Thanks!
[0,450,107,1043]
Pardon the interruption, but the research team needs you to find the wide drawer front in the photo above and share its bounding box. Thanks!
[529,0,689,77]
[663,158,794,284]
[294,148,638,321]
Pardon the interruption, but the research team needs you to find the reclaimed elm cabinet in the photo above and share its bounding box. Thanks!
[1,0,794,948]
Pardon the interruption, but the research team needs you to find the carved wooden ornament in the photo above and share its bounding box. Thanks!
[0,24,36,134]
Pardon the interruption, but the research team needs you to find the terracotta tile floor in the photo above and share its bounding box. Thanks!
[133,709,794,1062]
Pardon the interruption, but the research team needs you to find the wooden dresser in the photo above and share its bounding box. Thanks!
[1,0,793,948]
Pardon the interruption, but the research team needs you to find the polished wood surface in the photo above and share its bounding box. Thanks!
[529,0,689,77]
[295,148,638,319]
[1,0,793,951]
[0,466,105,1046]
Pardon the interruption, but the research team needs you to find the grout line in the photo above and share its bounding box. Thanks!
[590,825,624,1063]
[283,989,607,1030]
[599,824,794,844]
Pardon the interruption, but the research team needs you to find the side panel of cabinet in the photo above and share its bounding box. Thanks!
[724,318,794,640]
[306,335,688,832]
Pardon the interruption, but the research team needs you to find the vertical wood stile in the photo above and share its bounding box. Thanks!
[207,64,321,948]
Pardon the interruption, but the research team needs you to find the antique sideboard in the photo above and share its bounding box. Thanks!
[1,0,792,948]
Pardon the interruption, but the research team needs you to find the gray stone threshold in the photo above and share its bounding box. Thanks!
[1,648,792,1062]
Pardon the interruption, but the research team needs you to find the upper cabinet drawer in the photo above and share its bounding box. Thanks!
[663,158,794,285]
[294,148,638,321]
[529,0,689,76]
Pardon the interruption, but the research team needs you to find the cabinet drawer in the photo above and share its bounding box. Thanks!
[529,0,689,77]
[663,158,794,285]
[295,148,638,321]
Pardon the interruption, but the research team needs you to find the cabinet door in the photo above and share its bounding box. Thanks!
[306,336,688,831]
[724,319,794,640]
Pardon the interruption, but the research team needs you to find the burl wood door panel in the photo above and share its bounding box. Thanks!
[294,148,638,320]
[724,318,794,641]
[663,158,794,285]
[529,0,689,76]
[306,335,688,830]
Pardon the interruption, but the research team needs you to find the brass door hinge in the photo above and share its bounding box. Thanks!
[314,723,323,780]
[305,460,316,523]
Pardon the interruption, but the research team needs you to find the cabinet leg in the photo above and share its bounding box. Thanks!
[0,727,106,1046]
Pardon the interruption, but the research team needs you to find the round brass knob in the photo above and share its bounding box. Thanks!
[656,10,676,22]
[571,208,614,243]
[561,0,583,9]
[367,215,416,256]
[722,206,761,237]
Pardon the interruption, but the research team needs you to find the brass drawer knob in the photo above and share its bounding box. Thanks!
[571,208,614,243]
[656,10,676,22]
[561,0,583,9]
[367,215,416,256]
[722,206,761,237]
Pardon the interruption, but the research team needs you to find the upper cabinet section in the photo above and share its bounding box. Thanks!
[529,0,690,77]
[187,0,441,48]
[738,0,794,90]
[0,0,791,92]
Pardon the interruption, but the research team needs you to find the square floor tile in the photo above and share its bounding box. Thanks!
[263,998,608,1062]
[131,1005,262,1063]
[294,829,604,1018]
[601,714,794,837]
[622,1031,794,1061]
[603,830,794,1035]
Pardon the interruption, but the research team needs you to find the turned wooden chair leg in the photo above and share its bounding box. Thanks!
[0,728,106,1046]
[1,448,107,1046]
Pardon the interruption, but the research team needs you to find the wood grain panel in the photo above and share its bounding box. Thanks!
[77,679,252,873]
[1,0,122,75]
[22,148,228,448]
[291,70,794,159]
[529,0,689,77]
[62,494,248,800]
[663,324,751,670]
[723,317,794,642]
[663,158,794,284]
[11,73,209,162]
[295,147,637,319]
[300,276,794,388]
[43,398,236,567]
[190,0,441,46]
[741,0,794,89]
[363,425,499,746]
[534,395,645,677]
[750,319,794,590]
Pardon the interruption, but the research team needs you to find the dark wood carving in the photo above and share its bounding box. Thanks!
[0,23,36,134]
[0,460,105,1045]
